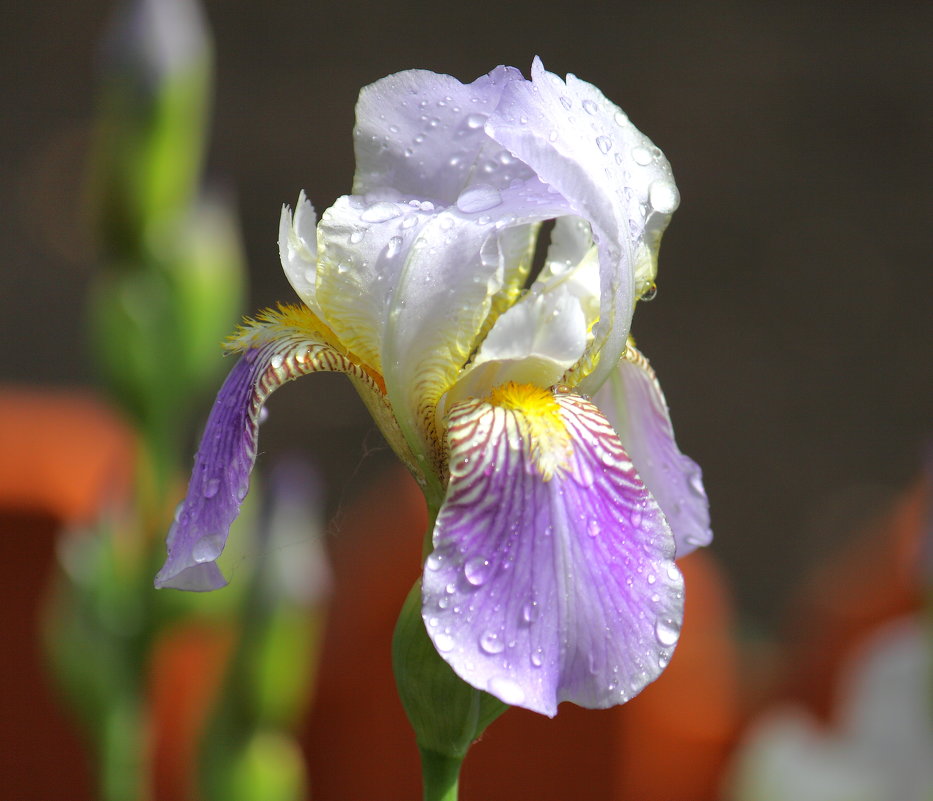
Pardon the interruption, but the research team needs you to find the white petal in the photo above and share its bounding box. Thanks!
[352,66,533,205]
[486,58,679,392]
[279,191,321,314]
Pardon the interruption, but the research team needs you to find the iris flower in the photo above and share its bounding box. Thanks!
[155,59,711,717]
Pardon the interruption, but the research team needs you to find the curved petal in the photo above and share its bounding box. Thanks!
[278,191,321,316]
[155,306,384,591]
[593,344,712,557]
[314,181,575,486]
[352,65,533,204]
[423,388,683,716]
[443,238,599,409]
[486,58,679,392]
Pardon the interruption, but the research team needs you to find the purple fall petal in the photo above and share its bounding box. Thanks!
[155,330,374,590]
[422,391,683,716]
[594,346,712,557]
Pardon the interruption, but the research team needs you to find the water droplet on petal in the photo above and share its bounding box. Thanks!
[385,236,403,258]
[587,519,601,538]
[361,201,401,223]
[464,556,491,586]
[596,135,612,154]
[559,96,572,110]
[641,283,658,302]
[631,146,653,166]
[465,112,487,130]
[582,99,598,115]
[479,631,505,654]
[655,617,680,646]
[203,478,220,498]
[521,601,538,624]
[531,648,544,667]
[613,110,629,126]
[349,230,364,244]
[648,180,679,214]
[456,184,502,214]
[434,631,456,652]
[193,533,224,563]
[487,675,525,705]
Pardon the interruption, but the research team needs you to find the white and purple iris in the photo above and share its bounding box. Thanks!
[155,59,711,717]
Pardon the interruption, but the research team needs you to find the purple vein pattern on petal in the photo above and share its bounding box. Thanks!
[593,346,712,558]
[352,65,532,204]
[155,328,377,591]
[423,392,683,716]
[485,58,679,392]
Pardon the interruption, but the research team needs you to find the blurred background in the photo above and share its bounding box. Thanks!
[2,0,931,799]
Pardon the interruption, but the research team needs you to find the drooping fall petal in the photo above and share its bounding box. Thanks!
[594,344,712,557]
[422,386,683,716]
[155,307,383,590]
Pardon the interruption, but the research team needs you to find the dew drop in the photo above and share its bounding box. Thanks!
[203,478,220,498]
[613,110,629,126]
[479,631,505,654]
[401,214,418,229]
[425,553,442,571]
[655,617,680,646]
[582,99,598,115]
[630,509,643,528]
[587,519,601,538]
[388,124,400,133]
[688,472,705,496]
[531,648,544,667]
[270,353,284,369]
[647,573,656,585]
[487,675,525,705]
[257,406,270,424]
[631,146,653,166]
[596,135,612,154]
[465,112,487,129]
[456,184,502,214]
[385,236,403,258]
[361,201,401,223]
[648,180,679,214]
[641,283,658,302]
[434,631,455,652]
[521,601,538,624]
[192,533,224,564]
[559,96,572,110]
[349,230,364,244]
[464,556,491,586]
[548,129,558,142]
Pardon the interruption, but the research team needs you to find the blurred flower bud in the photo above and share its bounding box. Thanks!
[92,0,212,259]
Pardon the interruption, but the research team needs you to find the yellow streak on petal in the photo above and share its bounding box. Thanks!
[485,382,572,481]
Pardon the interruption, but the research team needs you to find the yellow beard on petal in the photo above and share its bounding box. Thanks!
[485,382,572,481]
[226,303,387,394]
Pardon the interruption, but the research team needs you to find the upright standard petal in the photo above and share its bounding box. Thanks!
[155,305,384,590]
[486,58,679,393]
[352,65,532,204]
[594,344,712,557]
[422,385,683,716]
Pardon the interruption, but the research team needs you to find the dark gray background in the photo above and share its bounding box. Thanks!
[4,0,931,628]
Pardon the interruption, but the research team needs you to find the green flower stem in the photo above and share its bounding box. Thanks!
[394,511,508,801]
[419,749,462,801]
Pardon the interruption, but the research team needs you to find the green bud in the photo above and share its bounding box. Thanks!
[392,581,507,759]
[92,0,212,259]
[214,731,306,801]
